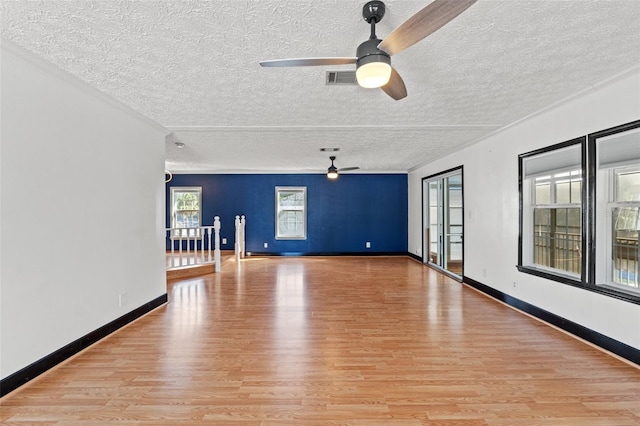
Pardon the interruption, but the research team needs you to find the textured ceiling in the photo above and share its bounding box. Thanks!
[2,0,639,173]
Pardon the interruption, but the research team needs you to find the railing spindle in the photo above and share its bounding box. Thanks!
[214,216,221,272]
[241,215,246,259]
[207,225,213,262]
[167,229,172,267]
[193,228,199,264]
[178,229,183,266]
[235,215,241,261]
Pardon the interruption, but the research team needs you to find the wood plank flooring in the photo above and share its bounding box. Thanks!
[2,256,640,425]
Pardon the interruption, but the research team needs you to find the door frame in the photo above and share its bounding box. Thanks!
[422,166,464,281]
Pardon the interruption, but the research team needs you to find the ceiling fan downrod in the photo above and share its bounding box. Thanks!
[363,1,385,38]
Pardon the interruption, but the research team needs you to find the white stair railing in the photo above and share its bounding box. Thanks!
[166,219,221,269]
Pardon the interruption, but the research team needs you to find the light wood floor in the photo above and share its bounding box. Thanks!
[2,256,640,425]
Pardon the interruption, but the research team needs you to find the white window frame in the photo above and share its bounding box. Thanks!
[170,186,202,238]
[608,167,639,291]
[275,186,307,240]
[527,171,582,278]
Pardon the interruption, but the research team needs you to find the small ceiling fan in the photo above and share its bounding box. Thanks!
[260,0,477,100]
[327,156,359,179]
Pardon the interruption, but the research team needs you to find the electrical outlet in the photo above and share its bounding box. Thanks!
[222,238,227,244]
[118,292,127,307]
[366,241,371,248]
[264,242,268,248]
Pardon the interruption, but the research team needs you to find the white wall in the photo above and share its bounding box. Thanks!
[0,41,168,378]
[408,67,640,350]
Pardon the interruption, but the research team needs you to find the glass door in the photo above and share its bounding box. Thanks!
[423,168,464,279]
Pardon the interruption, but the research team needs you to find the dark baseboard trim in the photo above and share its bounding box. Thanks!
[246,251,408,257]
[0,293,168,397]
[407,252,422,262]
[463,276,639,366]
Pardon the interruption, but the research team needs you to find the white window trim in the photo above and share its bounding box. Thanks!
[275,186,307,240]
[170,186,202,239]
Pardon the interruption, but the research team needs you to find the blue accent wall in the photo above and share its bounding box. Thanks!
[166,174,408,254]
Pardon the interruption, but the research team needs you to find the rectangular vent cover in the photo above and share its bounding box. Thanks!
[326,71,357,85]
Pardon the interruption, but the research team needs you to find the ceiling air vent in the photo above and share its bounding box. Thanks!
[326,71,357,85]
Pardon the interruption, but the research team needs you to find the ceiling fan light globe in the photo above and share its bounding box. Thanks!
[356,38,391,89]
[356,60,392,88]
[327,171,339,179]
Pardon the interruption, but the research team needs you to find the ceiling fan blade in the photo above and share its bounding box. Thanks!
[381,67,407,100]
[377,0,477,56]
[339,166,360,172]
[260,57,357,67]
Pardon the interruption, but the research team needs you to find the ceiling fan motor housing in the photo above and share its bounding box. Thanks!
[356,38,391,71]
[356,38,391,88]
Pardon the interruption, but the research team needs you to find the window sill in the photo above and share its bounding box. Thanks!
[517,265,582,286]
[516,265,640,305]
[597,283,640,298]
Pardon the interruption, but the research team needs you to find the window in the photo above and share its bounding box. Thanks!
[532,170,582,275]
[170,187,202,237]
[592,123,640,295]
[519,120,640,304]
[275,186,306,240]
[519,140,584,282]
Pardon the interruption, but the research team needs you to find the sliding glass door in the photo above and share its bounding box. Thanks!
[423,168,464,279]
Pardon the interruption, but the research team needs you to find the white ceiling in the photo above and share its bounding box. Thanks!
[2,1,639,174]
